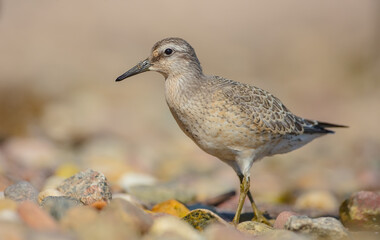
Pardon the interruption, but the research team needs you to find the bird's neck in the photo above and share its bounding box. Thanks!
[164,72,205,108]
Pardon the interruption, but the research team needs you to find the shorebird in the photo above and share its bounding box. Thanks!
[115,37,346,225]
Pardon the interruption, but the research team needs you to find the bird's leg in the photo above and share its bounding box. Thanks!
[232,174,249,225]
[238,174,271,225]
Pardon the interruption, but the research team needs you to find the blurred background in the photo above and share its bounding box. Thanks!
[0,0,379,213]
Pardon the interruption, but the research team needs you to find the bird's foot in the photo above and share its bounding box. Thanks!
[251,212,272,226]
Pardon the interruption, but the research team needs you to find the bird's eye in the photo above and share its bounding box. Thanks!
[164,48,173,55]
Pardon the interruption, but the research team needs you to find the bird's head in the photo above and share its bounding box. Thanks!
[116,37,203,81]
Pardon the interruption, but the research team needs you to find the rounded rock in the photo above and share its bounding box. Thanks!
[339,190,380,231]
[4,181,39,203]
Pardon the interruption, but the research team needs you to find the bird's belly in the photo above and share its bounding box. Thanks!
[168,106,263,160]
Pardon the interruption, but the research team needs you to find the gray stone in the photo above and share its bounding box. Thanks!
[285,216,349,240]
[4,181,38,203]
[40,196,81,220]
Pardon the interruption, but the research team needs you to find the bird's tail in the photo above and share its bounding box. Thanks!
[302,119,348,134]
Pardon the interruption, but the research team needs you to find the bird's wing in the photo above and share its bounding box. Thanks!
[211,76,337,136]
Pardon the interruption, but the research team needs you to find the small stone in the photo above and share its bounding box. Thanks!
[128,183,195,205]
[112,193,145,209]
[118,172,157,191]
[60,205,99,230]
[0,209,20,222]
[90,200,108,210]
[339,191,380,231]
[285,215,349,240]
[2,137,58,169]
[0,199,19,222]
[57,169,112,205]
[41,176,65,191]
[182,209,228,231]
[64,205,139,240]
[105,198,153,233]
[0,222,27,240]
[17,201,59,231]
[151,199,190,218]
[40,196,81,221]
[260,229,310,240]
[204,224,251,240]
[236,221,273,236]
[274,211,299,229]
[38,189,64,203]
[55,163,80,179]
[4,181,39,203]
[147,215,203,240]
[295,190,339,213]
[0,198,18,211]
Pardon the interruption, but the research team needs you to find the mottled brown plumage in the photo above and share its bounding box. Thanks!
[116,37,346,225]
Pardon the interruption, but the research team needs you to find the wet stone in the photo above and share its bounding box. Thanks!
[339,190,380,231]
[182,209,228,231]
[56,169,112,205]
[4,181,39,203]
[284,215,349,240]
[40,196,81,221]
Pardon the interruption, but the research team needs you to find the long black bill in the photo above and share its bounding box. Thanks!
[115,58,151,82]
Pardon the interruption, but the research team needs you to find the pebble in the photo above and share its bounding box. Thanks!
[38,189,64,203]
[40,196,81,220]
[274,211,299,229]
[237,221,273,236]
[294,190,339,214]
[0,209,20,222]
[56,169,112,205]
[0,199,20,223]
[40,176,65,191]
[118,172,157,191]
[17,201,59,231]
[76,208,139,240]
[339,190,380,231]
[4,181,39,203]
[203,224,251,240]
[60,205,99,230]
[112,193,146,209]
[151,199,190,218]
[0,222,27,240]
[128,183,195,206]
[2,137,59,169]
[0,198,18,211]
[106,198,153,233]
[146,215,203,240]
[284,215,349,240]
[259,229,310,240]
[182,209,228,231]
